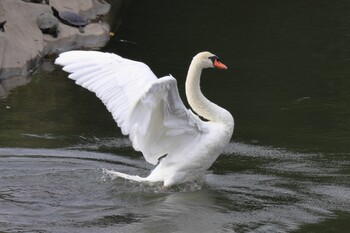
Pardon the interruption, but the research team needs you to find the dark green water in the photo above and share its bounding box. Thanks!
[0,0,349,232]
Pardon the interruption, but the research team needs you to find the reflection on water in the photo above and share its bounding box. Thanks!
[1,0,350,232]
[0,74,32,98]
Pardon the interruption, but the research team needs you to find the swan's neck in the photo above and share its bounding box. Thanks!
[185,61,233,124]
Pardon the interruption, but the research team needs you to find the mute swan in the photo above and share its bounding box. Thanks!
[55,51,234,187]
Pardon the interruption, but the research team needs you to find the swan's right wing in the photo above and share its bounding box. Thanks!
[55,50,157,135]
[56,51,208,165]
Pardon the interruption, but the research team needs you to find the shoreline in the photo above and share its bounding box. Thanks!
[0,0,122,97]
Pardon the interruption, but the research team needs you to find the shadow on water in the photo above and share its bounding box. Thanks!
[0,139,349,232]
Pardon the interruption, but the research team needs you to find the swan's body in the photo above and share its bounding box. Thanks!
[55,51,234,187]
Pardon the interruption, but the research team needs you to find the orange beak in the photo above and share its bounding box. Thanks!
[214,59,228,69]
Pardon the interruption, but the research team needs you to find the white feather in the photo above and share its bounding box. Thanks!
[55,51,234,187]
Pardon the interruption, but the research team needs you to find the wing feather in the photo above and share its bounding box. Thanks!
[128,76,207,164]
[55,51,207,165]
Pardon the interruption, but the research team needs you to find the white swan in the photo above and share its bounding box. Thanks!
[55,51,234,187]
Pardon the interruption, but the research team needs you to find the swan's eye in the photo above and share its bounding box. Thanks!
[209,55,220,64]
[209,55,227,69]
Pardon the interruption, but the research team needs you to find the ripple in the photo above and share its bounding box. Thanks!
[0,144,349,233]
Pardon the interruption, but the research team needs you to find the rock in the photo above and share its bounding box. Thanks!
[0,0,117,98]
[0,20,6,32]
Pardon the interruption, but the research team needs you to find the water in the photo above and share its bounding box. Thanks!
[1,0,350,232]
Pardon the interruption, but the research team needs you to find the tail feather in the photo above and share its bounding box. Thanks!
[107,170,148,183]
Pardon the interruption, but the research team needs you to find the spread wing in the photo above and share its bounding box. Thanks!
[55,51,207,165]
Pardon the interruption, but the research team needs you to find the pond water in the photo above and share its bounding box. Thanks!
[0,0,349,232]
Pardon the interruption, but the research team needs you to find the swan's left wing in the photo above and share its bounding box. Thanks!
[128,75,208,165]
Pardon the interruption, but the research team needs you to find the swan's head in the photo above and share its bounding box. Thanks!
[193,51,228,69]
